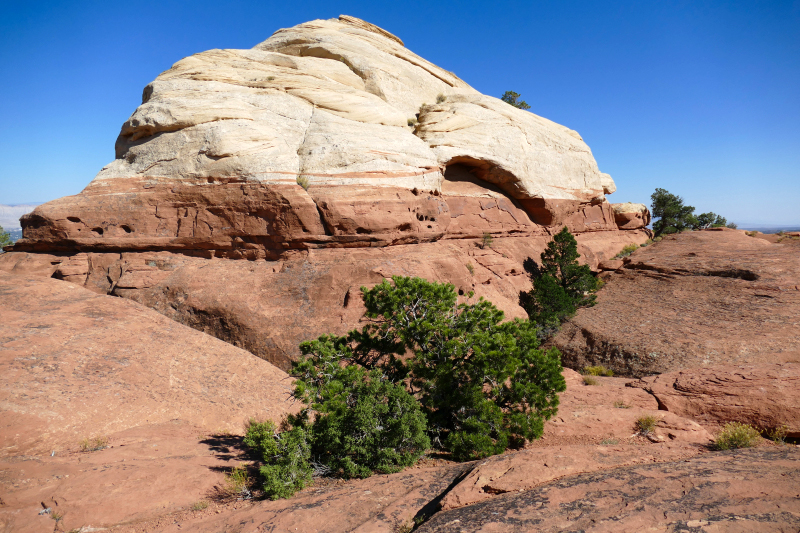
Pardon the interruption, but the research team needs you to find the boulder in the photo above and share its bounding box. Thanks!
[632,363,800,437]
[552,229,800,376]
[12,15,639,260]
[597,258,623,271]
[611,201,651,230]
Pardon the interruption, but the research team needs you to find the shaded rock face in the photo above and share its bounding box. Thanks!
[552,228,800,377]
[2,231,647,369]
[12,15,638,258]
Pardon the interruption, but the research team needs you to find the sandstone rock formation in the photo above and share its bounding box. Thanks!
[12,14,640,258]
[3,15,651,365]
[3,278,793,533]
[631,363,800,437]
[0,275,296,457]
[1,231,646,370]
[0,275,303,532]
[553,228,800,376]
[611,201,650,230]
[418,448,800,532]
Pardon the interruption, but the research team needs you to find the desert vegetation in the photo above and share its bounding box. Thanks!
[519,227,600,336]
[635,415,660,436]
[614,243,639,258]
[0,224,11,250]
[79,436,108,452]
[713,422,761,450]
[651,188,737,237]
[244,276,566,499]
[583,365,613,376]
[501,90,531,110]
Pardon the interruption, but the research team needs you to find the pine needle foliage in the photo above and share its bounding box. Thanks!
[244,277,567,498]
[0,225,11,250]
[519,227,599,329]
[352,276,566,460]
[501,91,531,110]
[243,420,313,500]
[292,338,430,478]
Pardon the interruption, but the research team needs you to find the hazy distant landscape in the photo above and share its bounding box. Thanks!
[739,225,800,234]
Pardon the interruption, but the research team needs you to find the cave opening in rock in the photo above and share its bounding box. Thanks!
[442,162,511,198]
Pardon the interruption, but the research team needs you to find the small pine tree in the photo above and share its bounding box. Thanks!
[355,277,565,460]
[501,91,531,110]
[293,335,430,478]
[520,227,599,329]
[651,188,697,236]
[695,212,728,229]
[0,225,11,250]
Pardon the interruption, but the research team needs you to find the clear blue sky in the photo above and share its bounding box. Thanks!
[1,0,798,225]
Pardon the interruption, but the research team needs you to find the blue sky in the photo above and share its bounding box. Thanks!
[1,0,798,225]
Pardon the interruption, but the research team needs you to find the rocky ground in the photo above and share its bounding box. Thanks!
[553,228,800,376]
[1,230,798,532]
[3,14,798,532]
[2,271,798,531]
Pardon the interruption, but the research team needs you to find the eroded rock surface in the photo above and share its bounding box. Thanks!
[1,231,647,369]
[611,201,651,230]
[553,229,800,376]
[418,448,800,533]
[0,275,296,456]
[11,15,639,259]
[632,363,800,437]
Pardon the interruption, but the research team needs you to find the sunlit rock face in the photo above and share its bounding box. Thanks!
[2,15,654,368]
[14,15,635,257]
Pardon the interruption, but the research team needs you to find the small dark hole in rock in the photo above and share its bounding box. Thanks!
[92,227,104,236]
[67,216,82,223]
[120,225,132,233]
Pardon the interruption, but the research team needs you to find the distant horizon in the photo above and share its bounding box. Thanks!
[1,201,796,233]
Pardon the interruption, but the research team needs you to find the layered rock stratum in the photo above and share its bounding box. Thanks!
[3,15,649,366]
[3,277,798,532]
[14,15,628,256]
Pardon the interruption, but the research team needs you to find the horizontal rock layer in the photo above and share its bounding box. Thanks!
[13,175,628,257]
[1,230,649,369]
